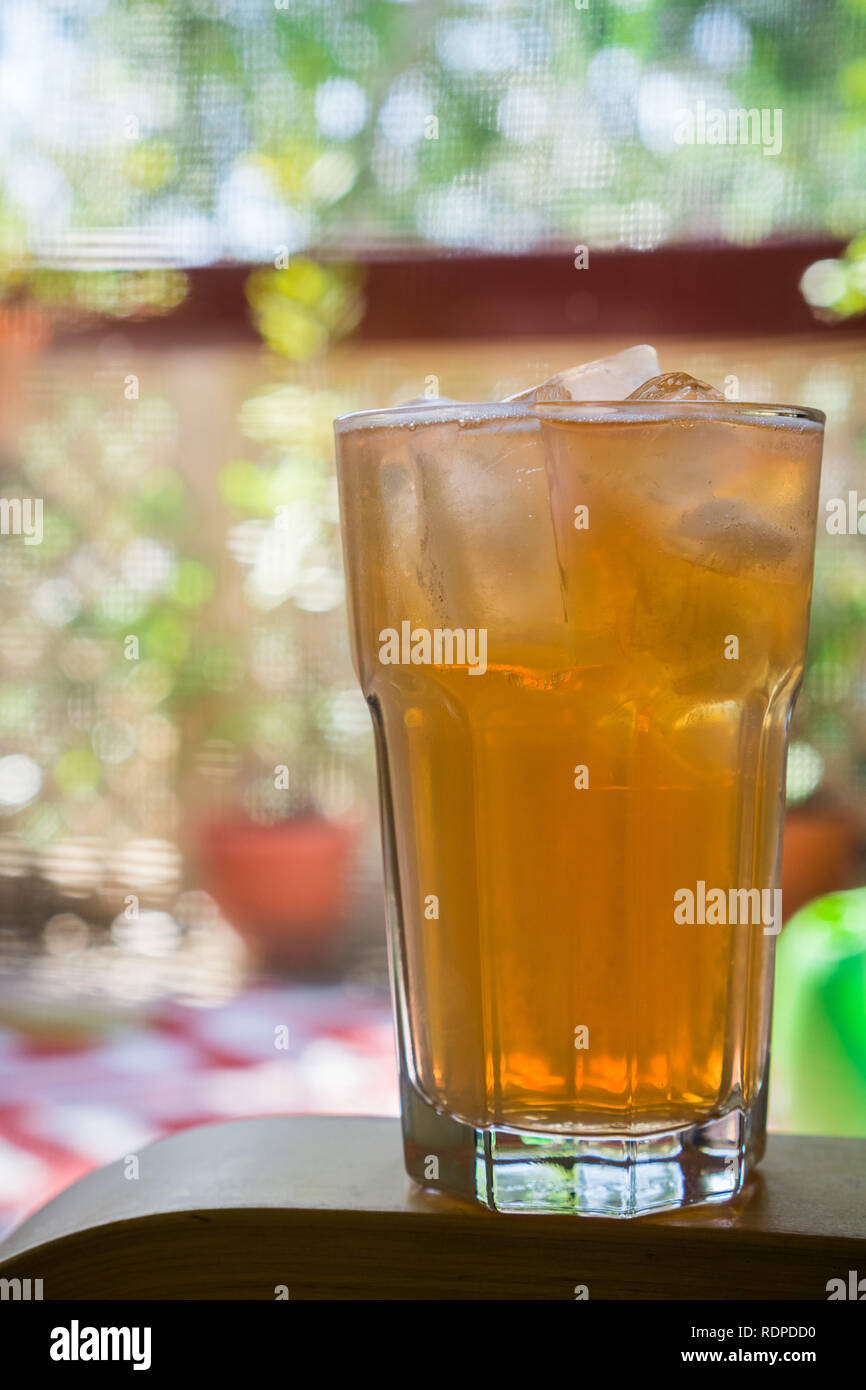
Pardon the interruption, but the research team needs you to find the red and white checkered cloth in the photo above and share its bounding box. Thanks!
[0,983,398,1240]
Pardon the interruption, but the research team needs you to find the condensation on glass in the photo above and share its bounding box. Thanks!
[336,399,824,1216]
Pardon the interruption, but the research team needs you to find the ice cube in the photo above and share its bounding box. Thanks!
[626,372,725,402]
[676,497,793,573]
[405,415,571,653]
[505,344,660,403]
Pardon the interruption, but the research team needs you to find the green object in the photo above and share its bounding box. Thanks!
[773,888,866,1136]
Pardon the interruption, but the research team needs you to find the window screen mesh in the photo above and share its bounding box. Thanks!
[1,0,864,266]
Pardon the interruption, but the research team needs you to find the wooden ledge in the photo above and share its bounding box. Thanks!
[0,1118,863,1299]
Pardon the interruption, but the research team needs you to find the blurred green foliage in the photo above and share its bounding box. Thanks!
[245,260,365,360]
[0,387,220,836]
[0,0,863,273]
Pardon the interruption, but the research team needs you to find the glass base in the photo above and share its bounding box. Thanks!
[400,1078,765,1218]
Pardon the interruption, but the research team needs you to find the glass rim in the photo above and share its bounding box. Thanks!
[334,399,826,432]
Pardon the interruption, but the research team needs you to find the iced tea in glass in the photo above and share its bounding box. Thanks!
[335,386,823,1216]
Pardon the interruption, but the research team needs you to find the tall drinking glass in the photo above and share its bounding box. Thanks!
[335,397,824,1217]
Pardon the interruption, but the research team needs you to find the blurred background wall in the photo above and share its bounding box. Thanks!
[1,0,866,1232]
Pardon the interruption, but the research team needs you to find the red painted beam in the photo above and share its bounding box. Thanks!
[352,239,859,339]
[53,239,863,345]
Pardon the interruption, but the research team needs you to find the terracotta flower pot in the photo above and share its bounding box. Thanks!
[200,815,357,971]
[781,807,859,922]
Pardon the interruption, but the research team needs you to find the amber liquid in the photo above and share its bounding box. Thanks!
[338,407,822,1134]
